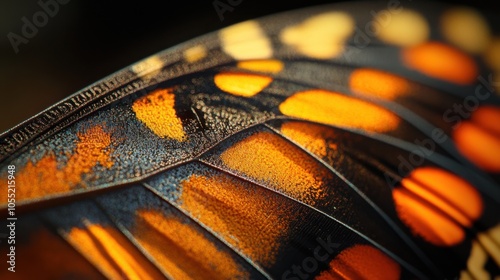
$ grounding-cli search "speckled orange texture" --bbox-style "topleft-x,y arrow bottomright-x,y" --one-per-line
281,122 -> 337,157
393,167 -> 482,246
221,131 -> 327,205
454,106 -> 500,172
349,69 -> 410,100
132,88 -> 186,141
67,223 -> 163,280
214,72 -> 273,97
402,42 -> 478,84
179,174 -> 295,266
316,244 -> 401,280
1,125 -> 114,203
279,89 -> 400,132
134,210 -> 246,280
237,59 -> 284,74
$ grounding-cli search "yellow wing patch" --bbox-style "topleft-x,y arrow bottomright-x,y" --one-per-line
214,72 -> 273,97
441,7 -> 491,54
134,210 -> 246,279
183,45 -> 207,63
279,89 -> 400,132
221,131 -> 327,206
0,125 -> 114,203
219,20 -> 272,60
131,55 -> 164,81
179,174 -> 295,266
132,88 -> 186,141
237,59 -> 284,74
374,9 -> 429,47
393,167 -> 483,246
67,223 -> 163,280
280,12 -> 354,59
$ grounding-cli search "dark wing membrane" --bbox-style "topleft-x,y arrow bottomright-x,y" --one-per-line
1,1 -> 500,279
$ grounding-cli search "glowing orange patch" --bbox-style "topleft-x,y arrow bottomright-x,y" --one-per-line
402,42 -> 478,84
0,125 -> 114,204
0,227 -> 101,279
279,89 -> 400,132
67,223 -> 163,280
470,106 -> 500,136
393,167 -> 483,246
214,72 -> 272,97
281,122 -> 337,158
349,69 -> 410,100
134,210 -> 246,279
179,174 -> 294,266
237,59 -> 284,74
454,123 -> 500,172
132,88 -> 186,141
316,244 -> 400,280
221,131 -> 328,205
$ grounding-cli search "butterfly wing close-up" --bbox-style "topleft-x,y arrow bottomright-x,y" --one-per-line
1,1 -> 500,279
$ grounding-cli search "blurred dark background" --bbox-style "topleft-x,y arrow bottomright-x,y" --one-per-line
0,0 -> 497,133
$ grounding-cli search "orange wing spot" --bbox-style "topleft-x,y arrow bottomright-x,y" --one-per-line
134,210 -> 246,279
0,227 -> 102,279
402,42 -> 478,85
0,125 -> 114,203
67,223 -> 163,280
393,167 -> 483,246
279,89 -> 400,132
316,244 -> 401,280
214,72 -> 272,97
132,88 -> 186,141
221,131 -> 327,205
281,122 -> 337,158
237,59 -> 284,74
349,68 -> 410,100
454,122 -> 500,172
280,12 -> 354,59
470,106 -> 500,137
179,174 -> 295,266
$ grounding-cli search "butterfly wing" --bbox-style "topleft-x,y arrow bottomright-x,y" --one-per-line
1,2 -> 500,279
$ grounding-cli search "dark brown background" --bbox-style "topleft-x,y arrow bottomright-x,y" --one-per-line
0,0 -> 496,133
